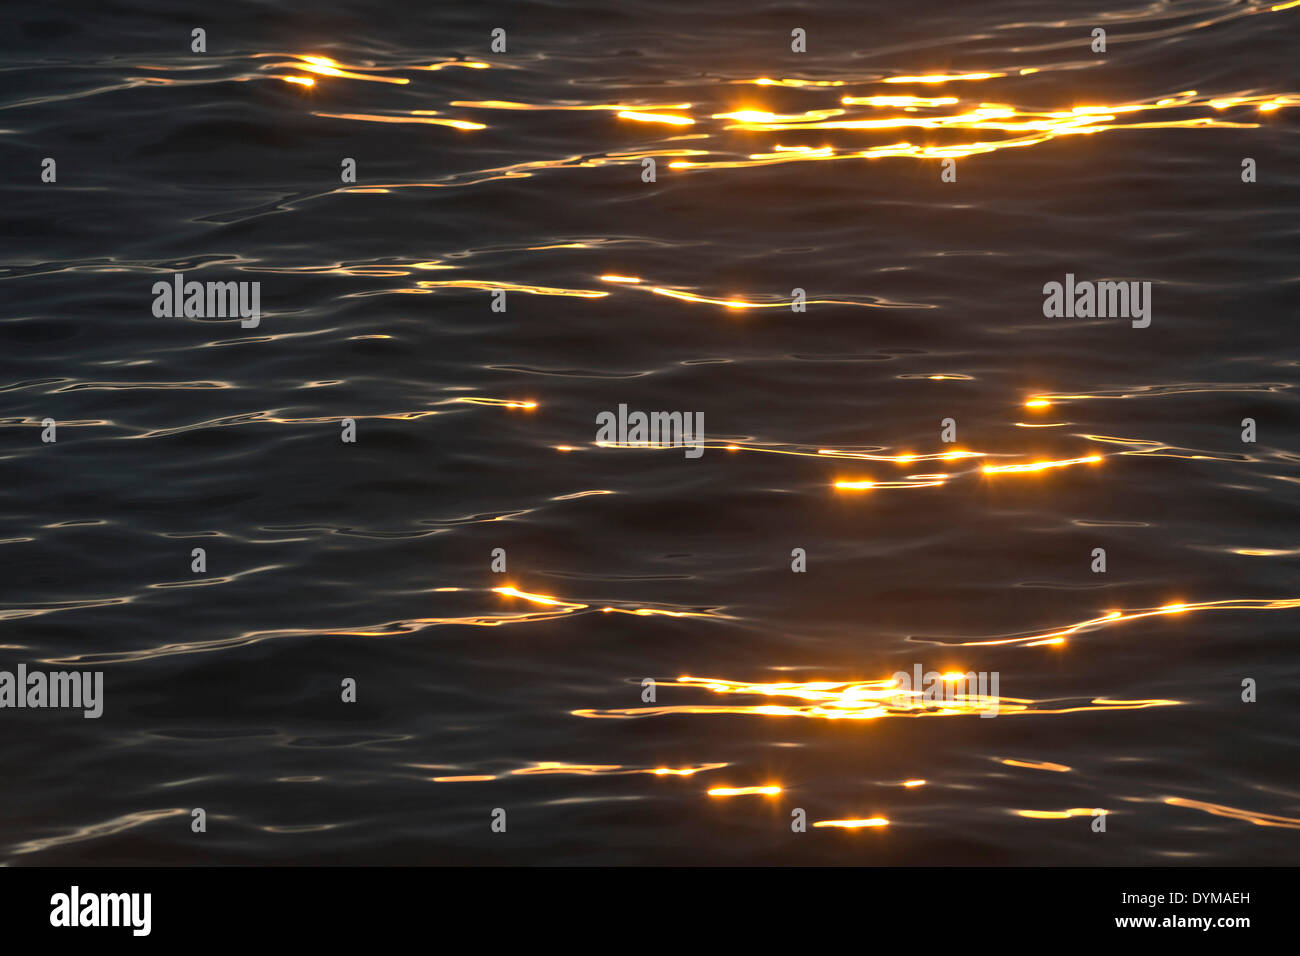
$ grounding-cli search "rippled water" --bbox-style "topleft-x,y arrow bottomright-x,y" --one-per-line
2,0 -> 1298,865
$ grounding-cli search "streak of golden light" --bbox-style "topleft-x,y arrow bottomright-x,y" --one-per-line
941,598 -> 1300,649
511,761 -> 728,777
573,675 -> 1179,721
617,110 -> 694,126
1001,758 -> 1072,772
451,100 -> 690,111
492,586 -> 587,610
983,454 -> 1102,474
743,77 -> 848,87
1165,797 -> 1300,829
885,72 -> 1006,83
452,397 -> 537,409
814,818 -> 889,828
842,95 -> 958,107
415,61 -> 492,71
313,111 -> 485,130
417,279 -> 607,298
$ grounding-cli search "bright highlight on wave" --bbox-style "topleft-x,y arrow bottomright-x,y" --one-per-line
664,88 -> 1298,171
451,397 -> 537,410
416,279 -> 607,298
617,110 -> 694,126
512,761 -> 728,778
492,586 -> 585,609
813,817 -> 889,828
426,761 -> 729,782
572,675 -> 1178,721
1015,808 -> 1105,820
931,598 -> 1300,648
1001,758 -> 1072,772
1165,797 -> 1300,830
983,454 -> 1102,474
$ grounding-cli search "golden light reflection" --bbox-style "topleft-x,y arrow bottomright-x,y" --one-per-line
452,100 -> 690,112
591,432 -> 1116,490
663,90 -> 1295,171
814,818 -> 890,828
258,53 -> 411,85
617,110 -> 695,126
550,489 -> 614,501
824,449 -> 982,463
742,77 -> 848,88
416,279 -> 607,298
600,607 -> 728,619
511,761 -> 728,777
1015,808 -> 1104,819
573,675 -> 1179,721
427,762 -> 728,782
649,287 -> 870,310
935,598 -> 1300,648
451,397 -> 537,409
314,111 -> 486,130
708,786 -> 781,797
834,480 -> 875,490
842,95 -> 958,107
1165,796 -> 1300,830
1001,758 -> 1072,772
415,60 -> 492,71
833,474 -> 945,490
266,30 -> 1299,182
293,54 -> 410,84
983,454 -> 1102,474
886,72 -> 1006,83
594,274 -> 927,310
714,108 -> 846,125
492,586 -> 586,609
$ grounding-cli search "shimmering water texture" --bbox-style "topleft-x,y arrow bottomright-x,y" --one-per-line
1,0 -> 1298,864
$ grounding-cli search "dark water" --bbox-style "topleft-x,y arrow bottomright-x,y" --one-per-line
2,0 -> 1298,865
